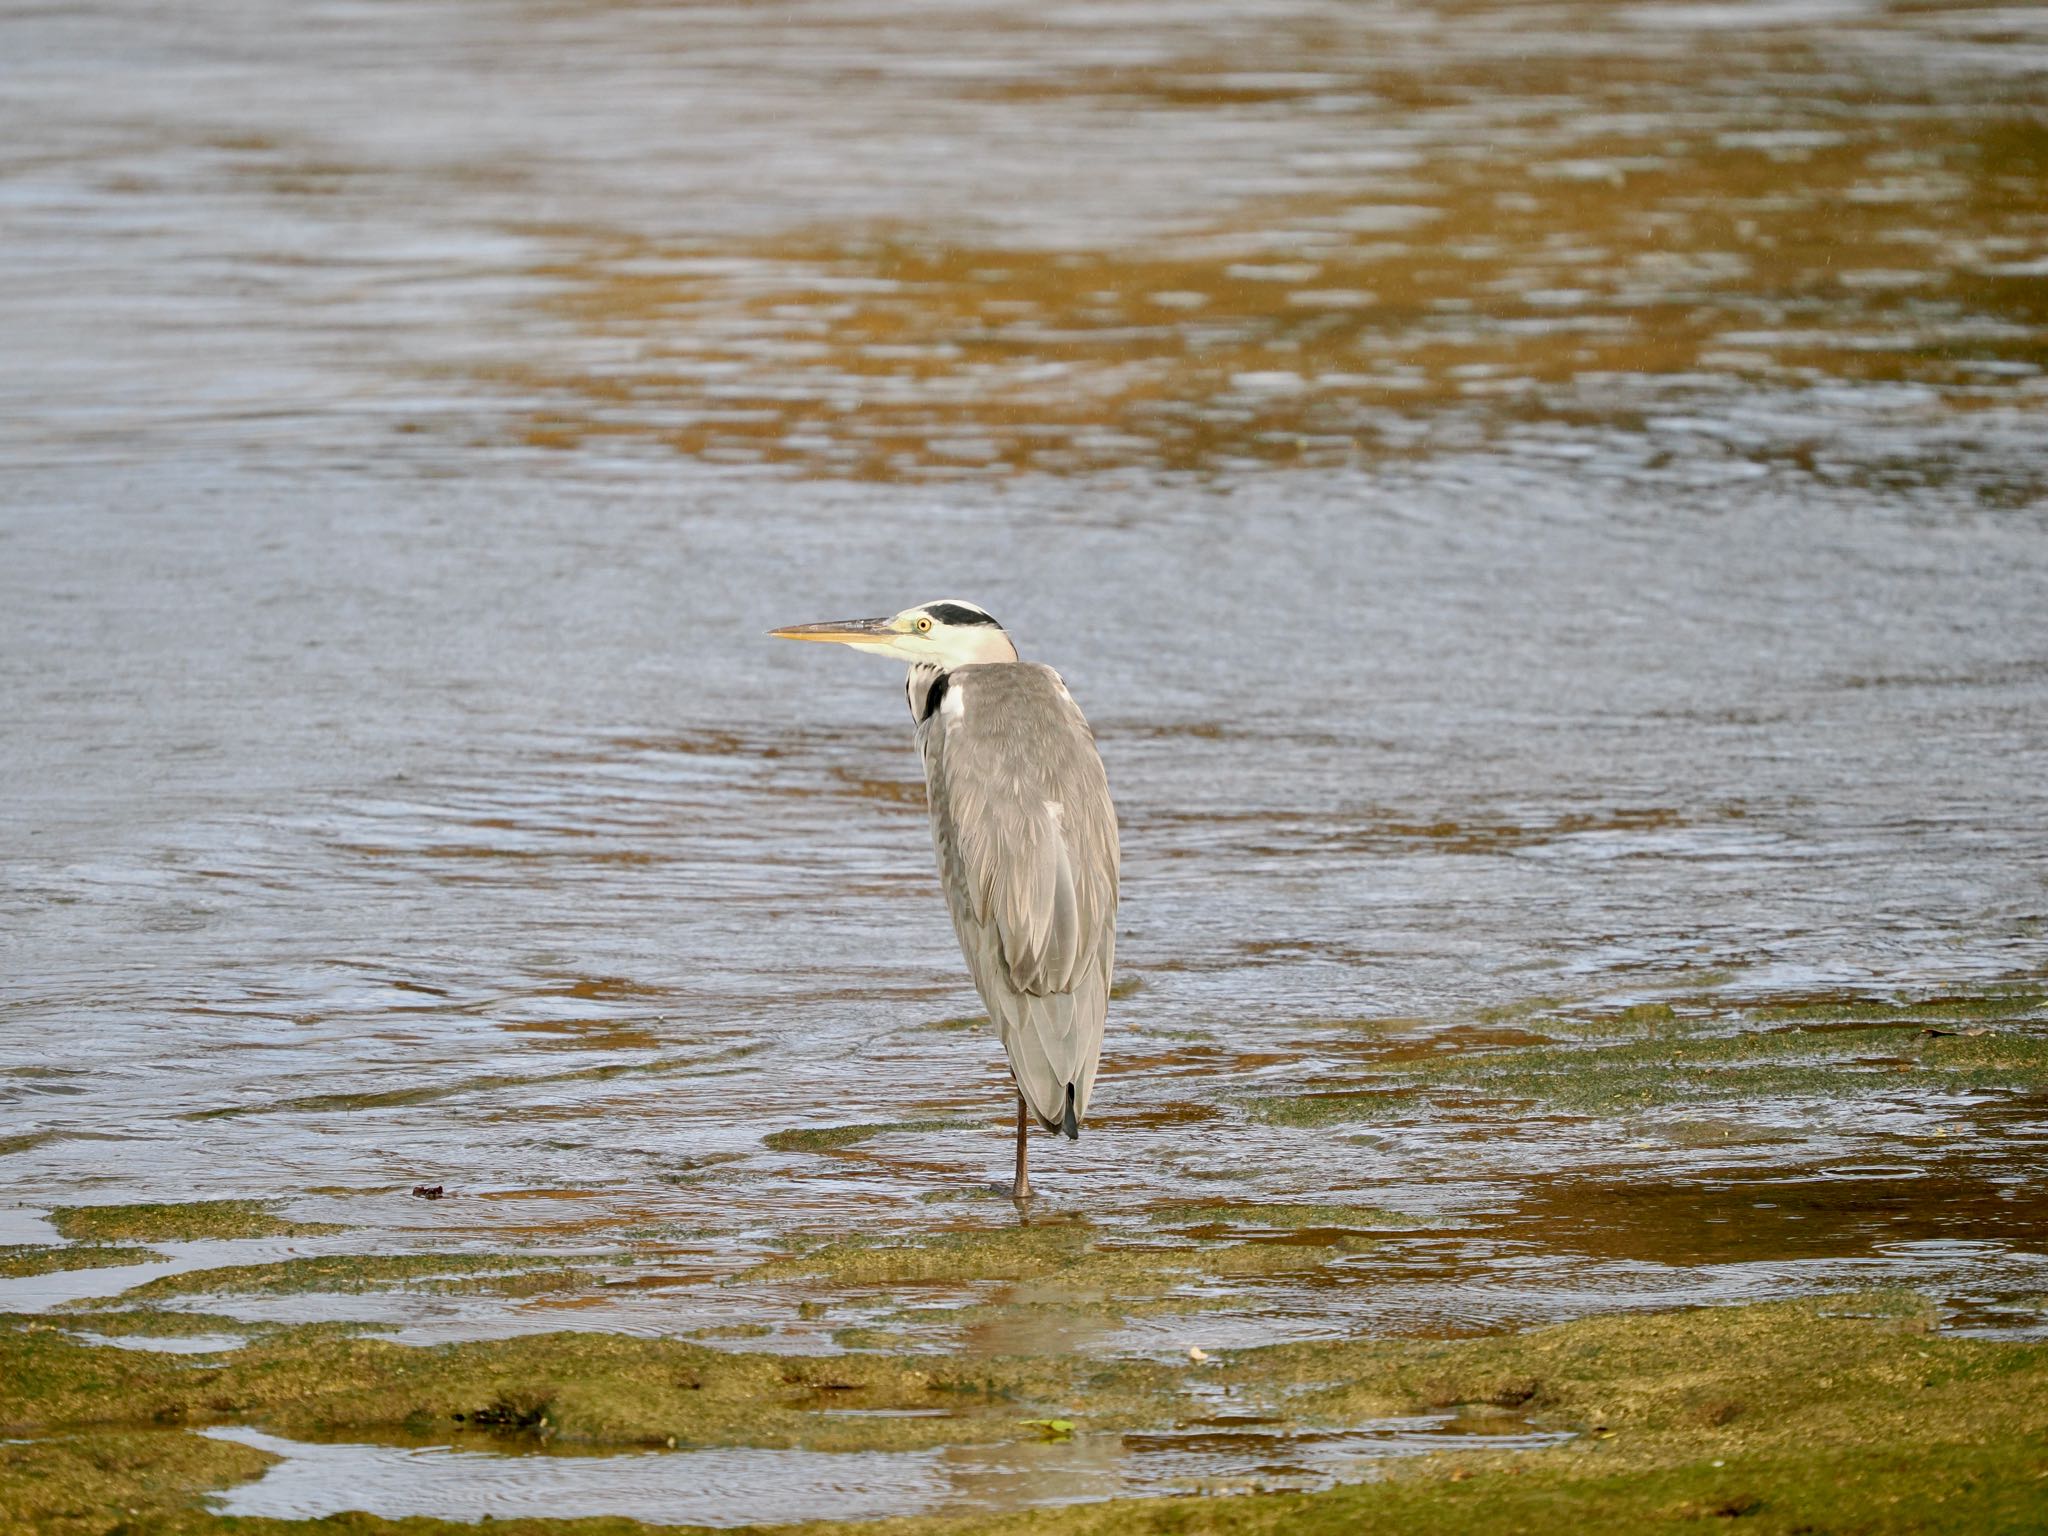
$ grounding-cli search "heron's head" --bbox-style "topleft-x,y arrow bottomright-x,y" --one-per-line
770,600 -> 1018,667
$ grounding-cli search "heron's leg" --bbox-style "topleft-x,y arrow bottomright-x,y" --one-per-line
1011,1092 -> 1033,1200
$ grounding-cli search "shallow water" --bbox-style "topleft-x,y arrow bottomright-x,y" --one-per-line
3,0 -> 2046,1524
205,1413 -> 1569,1524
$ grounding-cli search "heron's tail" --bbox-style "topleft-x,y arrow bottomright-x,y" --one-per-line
992,975 -> 1104,1134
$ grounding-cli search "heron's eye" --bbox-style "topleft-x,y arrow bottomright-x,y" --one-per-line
916,617 -> 932,633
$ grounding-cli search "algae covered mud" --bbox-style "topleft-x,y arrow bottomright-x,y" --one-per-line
3,0 -> 2047,1530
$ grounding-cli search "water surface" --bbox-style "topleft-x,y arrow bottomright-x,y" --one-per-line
2,0 -> 2045,1524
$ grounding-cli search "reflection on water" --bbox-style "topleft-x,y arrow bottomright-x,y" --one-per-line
496,109 -> 2048,484
205,1411 -> 1570,1524
2,0 -> 2046,1524
3,1 -> 2041,489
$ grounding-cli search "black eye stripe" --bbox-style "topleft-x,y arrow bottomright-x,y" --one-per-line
922,602 -> 1000,628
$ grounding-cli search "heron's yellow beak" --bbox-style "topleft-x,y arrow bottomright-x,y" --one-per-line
768,617 -> 899,644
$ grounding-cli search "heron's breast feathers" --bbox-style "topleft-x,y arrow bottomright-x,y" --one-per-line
917,662 -> 1119,1002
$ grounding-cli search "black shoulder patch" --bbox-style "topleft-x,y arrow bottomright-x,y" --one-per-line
924,602 -> 1001,628
918,669 -> 950,723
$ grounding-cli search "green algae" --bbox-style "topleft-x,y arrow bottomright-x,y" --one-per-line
748,1222 -> 1206,1291
1473,994 -> 1572,1026
104,1252 -> 594,1302
1476,990 -> 2045,1042
1749,991 -> 2047,1028
684,1322 -> 772,1341
48,1308 -> 399,1347
0,1429 -> 277,1536
900,1293 -> 2048,1536
0,1314 -> 1179,1452
1195,1237 -> 1380,1275
1146,1203 -> 1418,1232
46,1201 -> 342,1243
41,1307 -> 299,1341
1393,1023 -> 2048,1114
4,1292 -> 2045,1533
0,1245 -> 164,1279
866,1441 -> 2048,1536
11,982 -> 2047,1532
37,1308 -> 249,1339
1249,995 -> 2048,1125
1247,1088 -> 1415,1127
890,1285 -> 1230,1338
764,1119 -> 972,1153
751,1220 -> 1393,1296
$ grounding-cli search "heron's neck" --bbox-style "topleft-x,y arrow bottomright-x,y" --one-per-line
903,632 -> 1016,724
927,629 -> 1019,667
905,663 -> 948,725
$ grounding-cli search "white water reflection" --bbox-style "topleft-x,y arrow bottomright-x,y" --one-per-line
69,1330 -> 250,1355
205,1413 -> 1570,1524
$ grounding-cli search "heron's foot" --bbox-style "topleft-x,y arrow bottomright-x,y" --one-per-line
1010,1175 -> 1034,1201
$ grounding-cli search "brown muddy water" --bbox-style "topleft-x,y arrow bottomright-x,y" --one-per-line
3,0 -> 2047,1527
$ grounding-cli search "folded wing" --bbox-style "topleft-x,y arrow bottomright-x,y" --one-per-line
918,663 -> 1119,1129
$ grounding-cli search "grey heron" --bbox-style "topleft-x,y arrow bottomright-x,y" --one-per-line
770,600 -> 1120,1199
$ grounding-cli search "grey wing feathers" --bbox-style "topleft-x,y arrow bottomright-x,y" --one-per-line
918,663 -> 1119,1131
